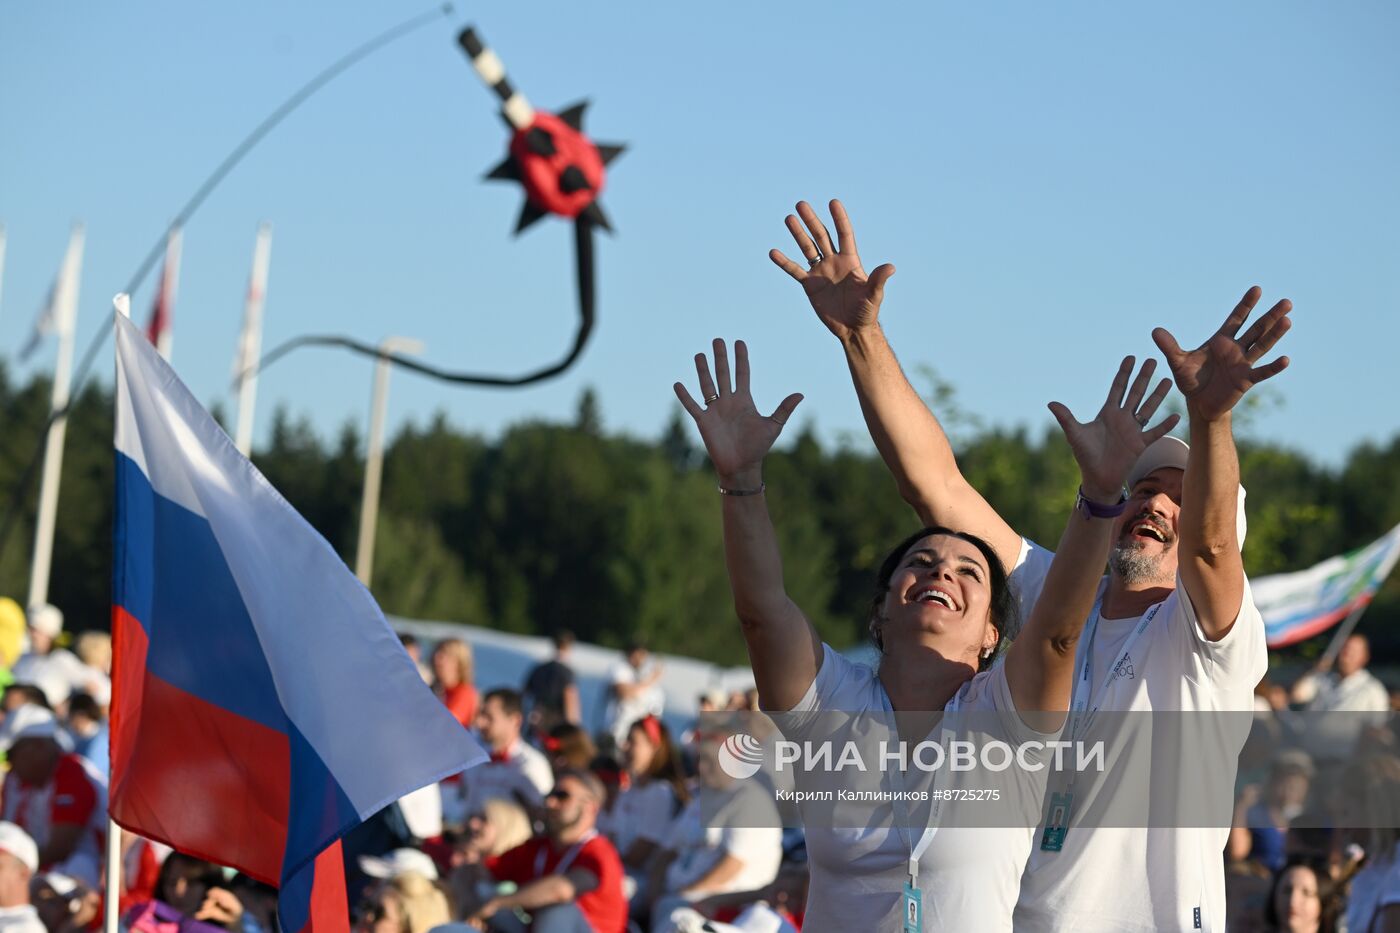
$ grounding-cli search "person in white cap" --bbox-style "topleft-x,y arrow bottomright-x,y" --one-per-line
0,706 -> 106,890
772,200 -> 1294,932
7,606 -> 101,711
0,821 -> 45,933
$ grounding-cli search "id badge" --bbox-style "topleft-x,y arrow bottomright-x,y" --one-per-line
1039,791 -> 1074,852
902,880 -> 922,933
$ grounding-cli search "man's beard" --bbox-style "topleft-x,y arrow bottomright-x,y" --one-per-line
1109,541 -> 1173,585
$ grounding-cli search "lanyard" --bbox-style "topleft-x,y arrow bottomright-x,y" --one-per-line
1067,598 -> 1162,743
534,830 -> 597,877
889,689 -> 962,885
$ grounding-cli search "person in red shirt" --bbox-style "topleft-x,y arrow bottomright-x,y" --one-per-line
466,769 -> 625,933
432,638 -> 479,727
0,705 -> 106,889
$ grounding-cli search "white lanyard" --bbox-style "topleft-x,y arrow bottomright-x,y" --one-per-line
889,689 -> 962,884
1067,598 -> 1162,742
534,829 -> 597,877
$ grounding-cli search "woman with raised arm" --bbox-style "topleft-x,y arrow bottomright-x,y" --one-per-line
673,339 -> 1178,932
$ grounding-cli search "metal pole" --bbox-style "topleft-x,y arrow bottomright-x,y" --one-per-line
27,224 -> 84,608
354,336 -> 422,586
0,224 -> 7,327
233,223 -> 273,457
1318,600 -> 1371,668
104,294 -> 132,933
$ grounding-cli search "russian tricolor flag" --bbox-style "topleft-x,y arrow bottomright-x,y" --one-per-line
110,308 -> 484,933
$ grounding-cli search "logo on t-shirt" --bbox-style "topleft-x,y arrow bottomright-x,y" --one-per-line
1113,656 -> 1135,680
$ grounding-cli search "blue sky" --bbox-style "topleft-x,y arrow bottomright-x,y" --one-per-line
2,1 -> 1396,466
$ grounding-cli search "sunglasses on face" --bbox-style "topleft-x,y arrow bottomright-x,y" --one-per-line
546,788 -> 575,803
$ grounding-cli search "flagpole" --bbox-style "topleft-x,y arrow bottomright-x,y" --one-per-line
151,226 -> 183,361
104,293 -> 131,933
233,224 -> 272,457
1318,600 -> 1372,668
354,336 -> 422,586
26,223 -> 84,609
0,224 -> 7,328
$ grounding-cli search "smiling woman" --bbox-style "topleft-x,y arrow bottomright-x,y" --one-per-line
672,335 -> 1179,932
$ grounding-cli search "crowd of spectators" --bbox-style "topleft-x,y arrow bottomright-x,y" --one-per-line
0,598 -> 1397,932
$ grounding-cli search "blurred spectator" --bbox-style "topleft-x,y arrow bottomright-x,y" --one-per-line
8,607 -> 98,712
400,634 -> 432,685
1337,752 -> 1400,932
456,690 -> 552,822
605,644 -> 663,751
433,640 -> 479,729
70,634 -> 110,679
602,716 -> 687,876
523,632 -> 581,736
0,599 -> 26,670
352,880 -> 407,933
125,853 -> 243,933
118,832 -> 165,916
1292,634 -> 1389,764
31,872 -> 99,933
1263,855 -> 1341,933
647,738 -> 782,930
225,876 -> 278,933
542,724 -> 595,773
0,822 -> 44,933
445,799 -> 532,917
1231,751 -> 1315,872
0,706 -> 105,887
464,769 -> 626,933
63,694 -> 107,778
357,851 -> 452,933
0,689 -> 47,715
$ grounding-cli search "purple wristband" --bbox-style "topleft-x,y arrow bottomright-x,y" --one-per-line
1075,486 -> 1128,519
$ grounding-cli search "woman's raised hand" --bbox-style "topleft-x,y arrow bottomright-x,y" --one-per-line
1048,356 -> 1180,501
673,339 -> 803,486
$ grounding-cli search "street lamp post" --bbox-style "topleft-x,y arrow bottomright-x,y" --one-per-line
354,336 -> 423,587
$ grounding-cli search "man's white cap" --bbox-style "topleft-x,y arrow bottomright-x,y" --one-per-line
358,848 -> 438,881
26,604 -> 63,639
1125,436 -> 1248,547
1128,437 -> 1191,489
0,703 -> 70,753
0,822 -> 39,873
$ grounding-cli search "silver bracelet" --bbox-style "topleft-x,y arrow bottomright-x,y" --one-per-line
718,483 -> 765,497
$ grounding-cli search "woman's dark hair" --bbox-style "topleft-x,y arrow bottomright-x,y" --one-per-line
627,715 -> 690,806
155,853 -> 227,917
1262,855 -> 1340,932
545,722 -> 597,770
869,526 -> 1012,673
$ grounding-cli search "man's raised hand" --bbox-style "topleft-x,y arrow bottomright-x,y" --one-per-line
769,199 -> 896,342
1048,356 -> 1181,501
1152,286 -> 1293,422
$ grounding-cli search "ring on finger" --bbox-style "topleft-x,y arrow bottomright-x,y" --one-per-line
1136,413 -> 1149,426
808,253 -> 824,268
704,394 -> 720,405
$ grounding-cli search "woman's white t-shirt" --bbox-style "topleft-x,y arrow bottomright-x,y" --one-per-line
602,779 -> 678,856
787,643 -> 1055,933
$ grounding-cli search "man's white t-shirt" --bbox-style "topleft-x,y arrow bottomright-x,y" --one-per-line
1008,538 -> 1267,933
608,662 -> 665,747
663,781 -> 782,896
1295,667 -> 1390,761
787,643 -> 1056,933
458,739 -> 553,817
602,779 -> 679,856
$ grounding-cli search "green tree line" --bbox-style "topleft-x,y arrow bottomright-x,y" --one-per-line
2,362 -> 1398,667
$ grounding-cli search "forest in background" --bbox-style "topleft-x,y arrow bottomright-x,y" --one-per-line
2,360 -> 1397,668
